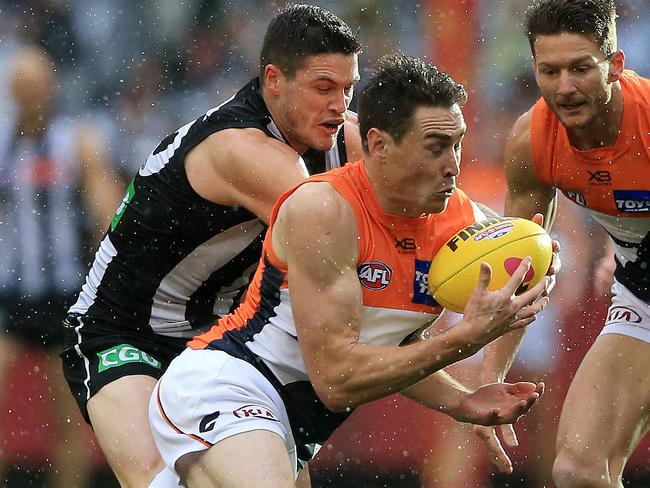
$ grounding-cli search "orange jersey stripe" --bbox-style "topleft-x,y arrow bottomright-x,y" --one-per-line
155,382 -> 213,448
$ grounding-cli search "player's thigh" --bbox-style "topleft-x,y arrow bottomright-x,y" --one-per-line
88,374 -> 162,463
177,430 -> 295,488
150,349 -> 298,485
557,333 -> 650,467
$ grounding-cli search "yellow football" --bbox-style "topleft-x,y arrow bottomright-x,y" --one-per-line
428,217 -> 553,313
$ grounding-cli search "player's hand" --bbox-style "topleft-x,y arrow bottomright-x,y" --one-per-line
453,381 -> 544,425
460,259 -> 549,347
531,213 -> 561,296
453,381 -> 544,473
472,423 -> 518,474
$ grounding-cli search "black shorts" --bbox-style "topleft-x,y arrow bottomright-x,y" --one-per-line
60,314 -> 189,423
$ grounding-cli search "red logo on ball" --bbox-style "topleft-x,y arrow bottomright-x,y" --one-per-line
503,257 -> 535,282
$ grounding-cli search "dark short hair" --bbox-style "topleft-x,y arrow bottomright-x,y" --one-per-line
259,4 -> 361,81
524,0 -> 617,57
358,53 -> 467,149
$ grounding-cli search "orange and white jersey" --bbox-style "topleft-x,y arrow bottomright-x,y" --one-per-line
530,71 -> 650,301
188,160 -> 483,449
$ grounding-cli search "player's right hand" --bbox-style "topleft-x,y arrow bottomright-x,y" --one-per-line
459,258 -> 549,347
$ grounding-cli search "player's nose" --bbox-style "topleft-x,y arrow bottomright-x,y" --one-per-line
556,70 -> 578,95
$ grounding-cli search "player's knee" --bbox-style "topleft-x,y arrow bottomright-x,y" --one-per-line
552,452 -> 613,488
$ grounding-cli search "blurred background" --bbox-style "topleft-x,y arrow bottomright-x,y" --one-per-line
0,0 -> 648,487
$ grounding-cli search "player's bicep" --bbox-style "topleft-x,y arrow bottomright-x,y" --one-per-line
273,185 -> 362,373
187,129 -> 309,223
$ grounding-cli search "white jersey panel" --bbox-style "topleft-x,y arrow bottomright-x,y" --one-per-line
247,288 -> 438,386
70,235 -> 119,314
150,219 -> 264,335
588,208 -> 650,266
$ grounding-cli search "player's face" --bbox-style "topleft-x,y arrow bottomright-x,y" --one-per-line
389,104 -> 465,215
533,32 -> 614,130
275,53 -> 360,154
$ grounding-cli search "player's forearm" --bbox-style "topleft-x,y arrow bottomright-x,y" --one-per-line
504,192 -> 557,231
313,325 -> 483,412
401,369 -> 472,415
480,329 -> 526,382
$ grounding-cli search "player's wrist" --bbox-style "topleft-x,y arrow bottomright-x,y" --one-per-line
441,321 -> 485,360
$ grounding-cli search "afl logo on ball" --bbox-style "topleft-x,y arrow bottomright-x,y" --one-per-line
474,222 -> 514,242
358,261 -> 393,290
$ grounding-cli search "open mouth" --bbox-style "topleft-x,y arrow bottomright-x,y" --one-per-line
320,121 -> 342,135
437,188 -> 455,197
558,101 -> 586,112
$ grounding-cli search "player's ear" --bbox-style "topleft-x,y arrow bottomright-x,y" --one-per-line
366,128 -> 389,161
264,64 -> 283,96
608,50 -> 625,83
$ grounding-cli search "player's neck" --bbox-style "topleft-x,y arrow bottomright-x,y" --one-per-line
566,83 -> 624,151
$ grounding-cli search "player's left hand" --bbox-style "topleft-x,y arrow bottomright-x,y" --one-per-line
455,381 -> 544,426
453,381 -> 543,473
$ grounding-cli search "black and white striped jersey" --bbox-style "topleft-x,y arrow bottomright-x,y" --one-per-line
0,116 -> 87,306
70,78 -> 348,337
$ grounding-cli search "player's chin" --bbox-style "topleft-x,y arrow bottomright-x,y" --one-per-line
555,108 -> 594,130
309,126 -> 340,151
427,197 -> 450,214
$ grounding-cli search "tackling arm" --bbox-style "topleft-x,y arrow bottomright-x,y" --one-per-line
185,128 -> 310,224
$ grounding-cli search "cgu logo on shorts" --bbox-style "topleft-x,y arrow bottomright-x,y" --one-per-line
97,343 -> 162,373
358,261 -> 392,290
233,404 -> 279,422
605,306 -> 642,324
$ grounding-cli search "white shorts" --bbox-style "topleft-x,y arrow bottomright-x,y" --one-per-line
148,348 -> 298,478
600,280 -> 650,343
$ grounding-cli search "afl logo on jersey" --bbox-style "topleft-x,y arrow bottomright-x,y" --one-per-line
358,261 -> 393,290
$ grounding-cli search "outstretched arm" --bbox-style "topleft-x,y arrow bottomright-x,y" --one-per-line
76,123 -> 124,243
482,111 -> 558,383
402,369 -> 544,426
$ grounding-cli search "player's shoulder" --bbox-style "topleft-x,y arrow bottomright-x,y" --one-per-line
284,180 -> 349,217
505,108 -> 534,159
203,127 -> 299,167
510,109 -> 533,141
622,70 -> 650,108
